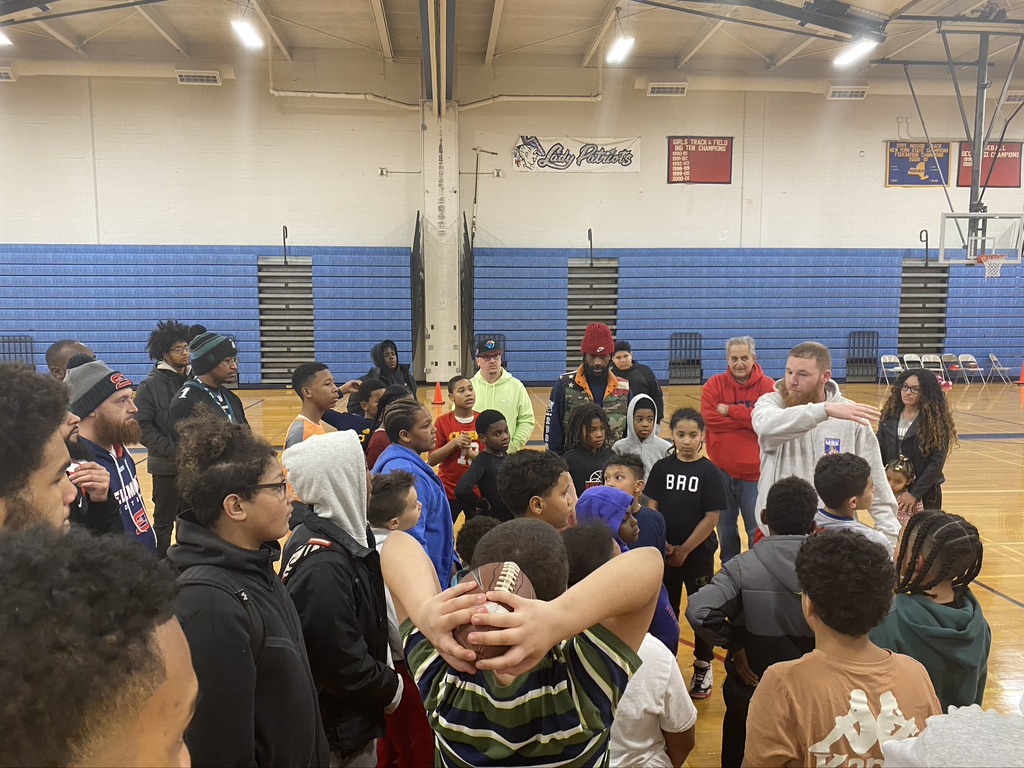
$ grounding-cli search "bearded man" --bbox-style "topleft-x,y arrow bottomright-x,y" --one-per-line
751,342 -> 899,547
65,360 -> 157,553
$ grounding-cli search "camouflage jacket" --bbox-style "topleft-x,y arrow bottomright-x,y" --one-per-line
544,366 -> 630,453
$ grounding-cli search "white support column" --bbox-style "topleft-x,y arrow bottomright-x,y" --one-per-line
420,106 -> 462,383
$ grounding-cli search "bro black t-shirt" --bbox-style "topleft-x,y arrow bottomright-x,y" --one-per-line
645,455 -> 728,554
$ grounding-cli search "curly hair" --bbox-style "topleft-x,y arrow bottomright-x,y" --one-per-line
497,449 -> 568,517
472,519 -> 569,601
764,476 -> 818,535
564,403 -> 610,452
145,319 -> 190,361
0,363 -> 69,501
814,453 -> 871,510
796,529 -> 895,637
880,368 -> 959,457
562,522 -> 617,586
894,510 -> 983,598
456,514 -> 500,567
175,409 -> 277,527
0,525 -> 177,765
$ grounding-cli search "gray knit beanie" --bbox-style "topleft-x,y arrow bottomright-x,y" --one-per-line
189,332 -> 237,376
65,360 -> 133,418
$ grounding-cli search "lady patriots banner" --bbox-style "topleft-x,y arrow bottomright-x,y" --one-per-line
512,136 -> 640,172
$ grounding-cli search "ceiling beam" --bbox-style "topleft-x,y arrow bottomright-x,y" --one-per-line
675,12 -> 732,69
137,5 -> 188,57
34,18 -> 87,56
872,0 -> 988,65
767,36 -> 813,70
251,0 -> 292,61
369,0 -> 393,60
484,0 -> 504,66
582,0 -> 621,68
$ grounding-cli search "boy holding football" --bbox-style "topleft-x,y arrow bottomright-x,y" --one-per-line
381,518 -> 662,767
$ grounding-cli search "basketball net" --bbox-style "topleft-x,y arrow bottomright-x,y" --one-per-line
977,254 -> 1007,279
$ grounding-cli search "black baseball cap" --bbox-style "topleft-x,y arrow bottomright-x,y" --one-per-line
475,338 -> 504,356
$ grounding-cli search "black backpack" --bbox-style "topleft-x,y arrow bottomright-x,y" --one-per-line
177,565 -> 266,662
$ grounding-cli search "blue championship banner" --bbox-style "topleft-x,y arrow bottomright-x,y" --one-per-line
886,141 -> 951,187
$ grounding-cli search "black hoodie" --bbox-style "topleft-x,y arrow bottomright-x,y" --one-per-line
168,511 -> 330,768
365,340 -> 417,398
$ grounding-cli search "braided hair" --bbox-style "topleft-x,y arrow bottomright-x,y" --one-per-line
382,399 -> 429,444
371,385 -> 415,431
564,403 -> 610,452
894,510 -> 983,597
667,407 -> 704,456
879,368 -> 959,457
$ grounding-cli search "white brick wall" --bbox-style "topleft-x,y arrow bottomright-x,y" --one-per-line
1,61 -> 1020,249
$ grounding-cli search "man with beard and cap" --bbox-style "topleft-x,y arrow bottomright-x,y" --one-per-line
66,360 -> 157,553
545,322 -> 630,454
168,331 -> 249,435
365,339 -> 417,398
61,408 -> 121,536
135,320 -> 192,558
45,339 -> 95,381
751,341 -> 899,548
0,363 -> 79,531
281,430 -> 402,766
701,337 -> 777,563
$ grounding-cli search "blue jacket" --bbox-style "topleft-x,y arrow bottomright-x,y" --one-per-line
79,437 -> 157,554
373,444 -> 455,588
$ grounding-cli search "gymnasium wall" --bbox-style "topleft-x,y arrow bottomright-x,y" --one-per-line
0,60 -> 1021,383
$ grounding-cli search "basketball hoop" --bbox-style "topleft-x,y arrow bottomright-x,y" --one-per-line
977,254 -> 1007,279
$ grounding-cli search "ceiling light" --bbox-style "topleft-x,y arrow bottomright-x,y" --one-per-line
231,19 -> 263,48
0,29 -> 12,46
607,36 -> 635,64
834,39 -> 878,67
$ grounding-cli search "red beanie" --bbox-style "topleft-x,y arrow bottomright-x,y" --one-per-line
581,323 -> 615,355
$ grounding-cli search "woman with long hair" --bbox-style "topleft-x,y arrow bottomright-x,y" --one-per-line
877,368 -> 958,517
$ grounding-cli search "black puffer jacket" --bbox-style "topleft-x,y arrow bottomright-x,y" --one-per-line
281,510 -> 399,757
134,364 -> 188,475
877,415 -> 948,506
169,512 -> 330,768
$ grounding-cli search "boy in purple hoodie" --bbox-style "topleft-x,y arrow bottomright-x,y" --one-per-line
576,485 -> 680,653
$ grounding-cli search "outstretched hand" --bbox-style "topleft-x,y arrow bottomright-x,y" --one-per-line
338,379 -> 362,396
418,580 -> 487,674
468,591 -> 562,677
824,402 -> 881,427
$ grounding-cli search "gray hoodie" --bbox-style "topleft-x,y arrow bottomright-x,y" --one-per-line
752,380 -> 900,546
282,430 -> 368,545
612,393 -> 672,478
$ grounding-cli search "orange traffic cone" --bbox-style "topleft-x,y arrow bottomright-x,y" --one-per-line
1018,364 -> 1024,386
433,381 -> 445,404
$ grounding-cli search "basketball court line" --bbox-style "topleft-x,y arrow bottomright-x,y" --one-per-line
975,580 -> 1024,611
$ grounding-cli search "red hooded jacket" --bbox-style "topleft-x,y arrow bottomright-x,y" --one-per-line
701,363 -> 776,482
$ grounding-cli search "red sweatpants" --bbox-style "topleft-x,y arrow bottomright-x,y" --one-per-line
377,662 -> 435,767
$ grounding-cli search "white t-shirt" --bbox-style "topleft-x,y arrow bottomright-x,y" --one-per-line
610,633 -> 698,768
814,509 -> 895,558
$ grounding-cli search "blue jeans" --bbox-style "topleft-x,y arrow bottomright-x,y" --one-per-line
717,470 -> 759,563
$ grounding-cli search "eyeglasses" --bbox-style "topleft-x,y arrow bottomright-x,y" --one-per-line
901,385 -> 921,394
255,481 -> 288,499
169,345 -> 190,355
218,357 -> 239,368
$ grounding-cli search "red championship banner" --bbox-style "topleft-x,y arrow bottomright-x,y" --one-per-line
956,142 -> 1022,188
668,136 -> 733,184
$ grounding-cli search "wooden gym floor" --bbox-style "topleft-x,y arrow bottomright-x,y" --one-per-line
134,380 -> 1024,766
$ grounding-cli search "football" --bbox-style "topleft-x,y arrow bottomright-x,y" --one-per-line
452,561 -> 535,660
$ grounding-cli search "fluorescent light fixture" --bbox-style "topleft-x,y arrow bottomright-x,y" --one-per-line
231,19 -> 263,48
606,35 -> 635,64
834,39 -> 878,67
0,29 -> 12,46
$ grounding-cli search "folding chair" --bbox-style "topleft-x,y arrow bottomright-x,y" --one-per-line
958,354 -> 986,387
921,354 -> 944,379
903,353 -> 923,370
879,355 -> 903,385
941,354 -> 962,383
987,354 -> 1013,384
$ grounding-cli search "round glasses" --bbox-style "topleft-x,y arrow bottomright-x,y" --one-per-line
169,345 -> 190,355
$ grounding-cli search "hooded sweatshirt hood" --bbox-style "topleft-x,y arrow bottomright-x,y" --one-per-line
282,431 -> 368,544
576,485 -> 634,549
612,394 -> 671,477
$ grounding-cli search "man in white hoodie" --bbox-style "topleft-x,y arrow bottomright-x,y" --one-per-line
752,342 -> 899,547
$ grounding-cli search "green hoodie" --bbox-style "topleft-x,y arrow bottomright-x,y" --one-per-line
470,368 -> 536,453
870,588 -> 991,711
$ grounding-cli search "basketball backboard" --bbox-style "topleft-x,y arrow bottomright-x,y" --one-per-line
938,213 -> 1024,265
